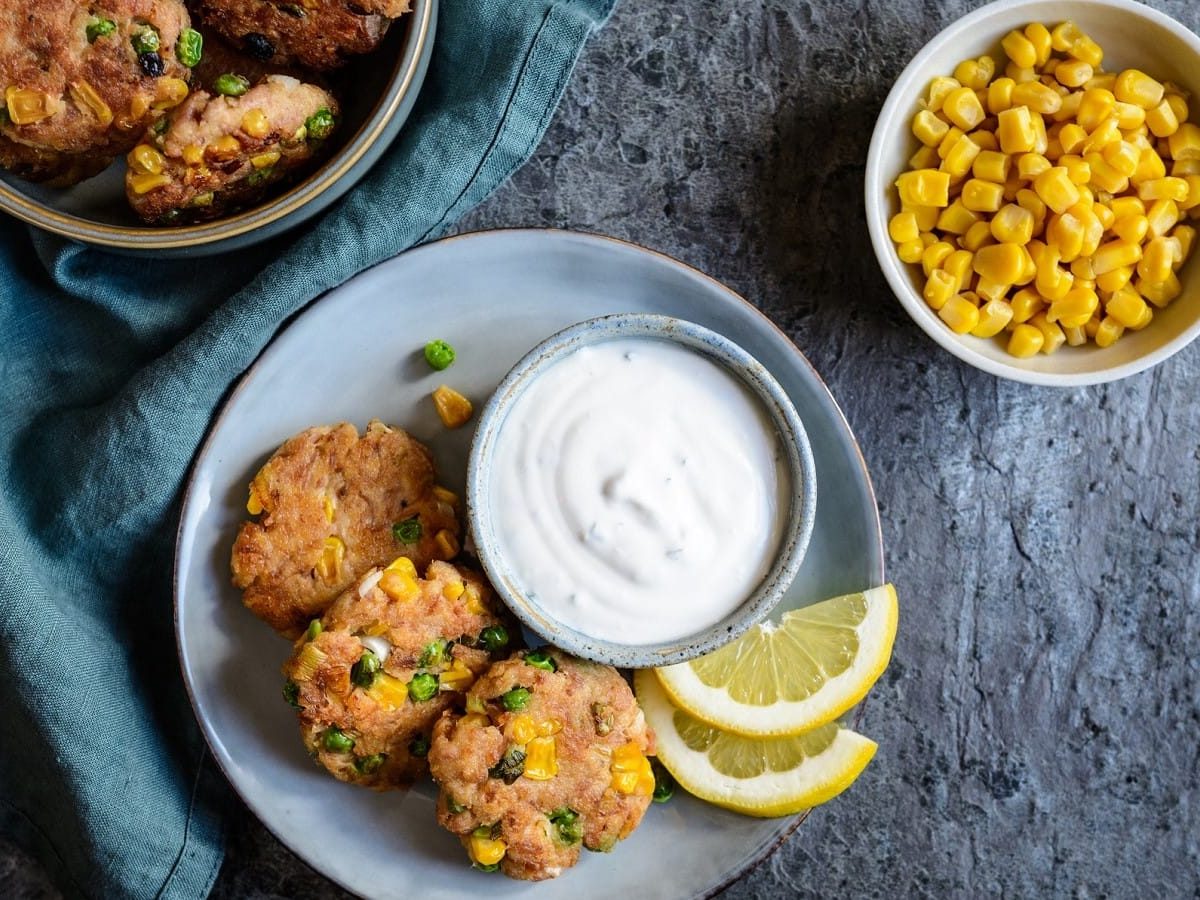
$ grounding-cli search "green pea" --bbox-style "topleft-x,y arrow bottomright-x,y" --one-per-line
354,753 -> 386,775
131,27 -> 160,55
479,625 -> 509,654
423,339 -> 456,371
473,823 -> 500,839
408,735 -> 430,757
392,516 -> 422,544
282,680 -> 301,710
548,807 -> 581,845
322,727 -> 354,753
86,17 -> 116,43
305,107 -> 336,140
305,619 -> 323,641
176,28 -> 203,67
350,650 -> 381,688
500,687 -> 530,712
487,747 -> 525,784
214,74 -> 250,97
408,672 -> 439,702
651,760 -> 675,803
524,650 -> 557,672
418,639 -> 447,668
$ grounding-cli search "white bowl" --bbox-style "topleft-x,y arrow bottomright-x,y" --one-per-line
865,0 -> 1200,386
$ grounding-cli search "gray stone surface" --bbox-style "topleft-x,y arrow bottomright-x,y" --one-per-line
7,0 -> 1200,896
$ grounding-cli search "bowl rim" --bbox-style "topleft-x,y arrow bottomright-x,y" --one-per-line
0,0 -> 434,252
865,0 -> 1200,387
465,312 -> 819,669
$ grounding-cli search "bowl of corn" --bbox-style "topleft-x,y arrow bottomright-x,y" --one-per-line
866,0 -> 1200,385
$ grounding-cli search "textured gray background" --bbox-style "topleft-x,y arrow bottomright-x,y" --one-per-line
6,0 -> 1200,896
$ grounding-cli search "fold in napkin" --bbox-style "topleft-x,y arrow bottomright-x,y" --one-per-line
0,1 -> 615,895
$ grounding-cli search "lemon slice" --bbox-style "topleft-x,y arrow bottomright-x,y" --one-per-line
656,584 -> 898,736
635,670 -> 875,817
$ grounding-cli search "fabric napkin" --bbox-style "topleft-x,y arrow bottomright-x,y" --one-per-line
0,1 -> 615,896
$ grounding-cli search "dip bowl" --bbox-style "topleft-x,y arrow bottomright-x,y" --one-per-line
466,313 -> 818,669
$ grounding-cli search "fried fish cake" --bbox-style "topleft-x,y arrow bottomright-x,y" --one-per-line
231,420 -> 460,638
191,0 -> 411,72
0,0 -> 196,184
124,73 -> 337,222
283,559 -> 515,789
429,650 -> 657,880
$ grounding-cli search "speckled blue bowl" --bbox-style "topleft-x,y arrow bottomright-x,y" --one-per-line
466,313 -> 818,669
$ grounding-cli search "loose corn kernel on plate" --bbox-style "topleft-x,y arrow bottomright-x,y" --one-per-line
867,0 -> 1200,384
173,230 -> 885,899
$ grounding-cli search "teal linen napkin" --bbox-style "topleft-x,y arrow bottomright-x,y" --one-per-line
0,1 -> 615,896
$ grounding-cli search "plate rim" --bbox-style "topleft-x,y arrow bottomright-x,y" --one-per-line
172,227 -> 886,898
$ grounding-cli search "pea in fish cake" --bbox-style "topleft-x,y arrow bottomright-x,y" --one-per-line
0,0 -> 199,184
231,420 -> 460,638
428,650 -> 657,880
191,0 -> 411,72
124,73 -> 337,223
283,559 -> 516,789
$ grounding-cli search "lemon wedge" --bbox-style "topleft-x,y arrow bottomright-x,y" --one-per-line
634,670 -> 876,817
655,584 -> 898,736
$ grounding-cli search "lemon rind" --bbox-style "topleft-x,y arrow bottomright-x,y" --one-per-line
655,584 -> 899,737
634,670 -> 877,817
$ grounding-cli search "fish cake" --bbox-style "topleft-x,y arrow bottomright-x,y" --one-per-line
283,559 -> 515,789
0,0 -> 196,184
124,73 -> 337,223
429,650 -> 657,880
191,0 -> 411,72
231,420 -> 460,638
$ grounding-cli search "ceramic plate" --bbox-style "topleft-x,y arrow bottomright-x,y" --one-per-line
174,229 -> 885,899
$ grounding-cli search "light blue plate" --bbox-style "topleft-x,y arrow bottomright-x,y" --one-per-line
174,229 -> 884,899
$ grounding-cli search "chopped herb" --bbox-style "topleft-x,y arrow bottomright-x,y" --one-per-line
305,619 -> 323,641
408,735 -> 430,757
418,639 -> 448,668
488,747 -> 525,784
447,797 -> 467,814
282,679 -> 301,710
548,807 -> 582,845
304,107 -> 336,140
131,27 -> 160,55
651,760 -> 675,803
354,753 -> 386,775
473,862 -> 500,873
392,516 -> 422,544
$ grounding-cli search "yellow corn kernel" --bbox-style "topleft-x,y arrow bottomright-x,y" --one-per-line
128,172 -> 171,194
1114,69 -> 1165,110
610,742 -> 655,796
910,110 -> 948,148
379,569 -> 419,602
970,150 -> 1009,184
1093,315 -> 1125,347
1059,155 -> 1090,186
1031,112 -> 1049,155
1054,59 -> 1093,89
1046,286 -> 1099,328
1001,30 -> 1038,69
207,135 -> 241,160
152,77 -> 189,111
959,220 -> 993,253
1106,286 -> 1151,328
246,484 -> 265,515
905,204 -> 941,232
923,270 -> 957,311
1011,81 -> 1061,116
960,179 -> 1005,213
1069,257 -> 1095,282
1093,201 -> 1115,230
1178,175 -> 1200,212
1138,176 -> 1189,203
1144,100 -> 1179,139
1052,90 -> 1083,124
973,277 -> 1007,303
1009,288 -> 1044,324
1060,324 -> 1086,346
1136,271 -> 1182,307
1046,212 -> 1086,262
1053,123 -> 1084,155
1171,158 -> 1200,177
1096,265 -> 1133,294
1132,147 -> 1168,187
1101,141 -> 1140,179
67,80 -> 113,126
468,834 -> 507,867
1089,239 -> 1142,276
313,536 -> 345,580
986,77 -> 1014,114
925,76 -> 961,112
1032,167 -> 1080,214
940,133 -> 982,178
937,126 -> 965,159
1024,22 -> 1052,66
954,56 -> 996,91
181,143 -> 204,166
440,658 -> 475,692
1016,189 -> 1047,229
386,556 -> 418,578
972,242 -> 1026,285
970,298 -> 1013,337
936,200 -> 979,235
1080,153 -> 1126,194
433,485 -> 459,508
1146,199 -> 1180,238
997,105 -> 1037,154
128,144 -> 166,176
897,239 -> 925,264
251,150 -> 281,170
292,642 -> 327,681
464,583 -> 486,615
432,385 -> 473,429
241,108 -> 271,139
969,130 -> 998,152
889,211 -> 920,243
361,619 -> 389,636
367,672 -> 409,708
522,735 -> 558,781
5,86 -> 58,125
443,580 -> 465,602
536,718 -> 563,738
1137,236 -> 1174,284
129,93 -> 150,120
1172,224 -> 1196,264
922,242 -> 955,276
1005,62 -> 1036,84
943,250 -> 974,291
988,204 -> 1033,244
1068,34 -> 1103,68
942,87 -> 986,131
909,144 -> 939,170
1109,196 -> 1145,220
1082,118 -> 1122,155
1007,322 -> 1045,357
1076,88 -> 1115,131
507,714 -> 538,745
1016,153 -> 1051,181
434,528 -> 459,559
1028,313 -> 1066,354
1113,101 -> 1146,131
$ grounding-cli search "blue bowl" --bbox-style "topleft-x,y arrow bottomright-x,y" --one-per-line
466,313 -> 818,669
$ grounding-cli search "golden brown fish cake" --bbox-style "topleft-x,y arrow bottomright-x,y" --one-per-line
0,0 -> 195,184
191,0 -> 411,72
231,420 -> 460,638
429,650 -> 657,880
283,559 -> 515,789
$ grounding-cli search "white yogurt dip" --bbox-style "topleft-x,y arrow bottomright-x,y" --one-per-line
490,338 -> 790,646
